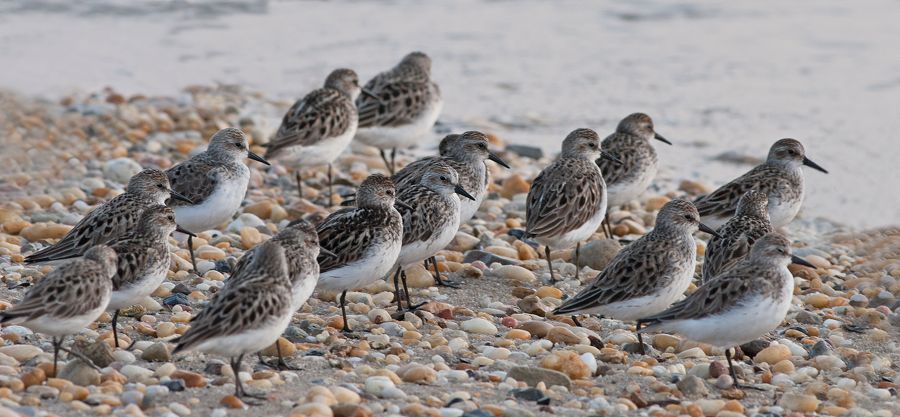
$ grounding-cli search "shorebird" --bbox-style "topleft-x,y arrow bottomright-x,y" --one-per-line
230,219 -> 331,367
392,162 -> 474,310
639,233 -> 815,388
701,190 -> 773,284
355,51 -> 443,174
552,200 -> 720,354
25,169 -> 191,264
695,138 -> 827,229
1,245 -> 117,376
166,128 -> 270,272
173,241 -> 292,402
107,205 -> 194,348
524,128 -> 621,282
316,174 -> 404,332
598,113 -> 671,237
266,68 -> 373,203
393,131 -> 509,286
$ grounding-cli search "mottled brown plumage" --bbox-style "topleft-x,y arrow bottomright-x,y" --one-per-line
701,190 -> 773,283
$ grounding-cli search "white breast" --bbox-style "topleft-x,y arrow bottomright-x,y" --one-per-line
174,172 -> 249,233
19,292 -> 111,337
607,163 -> 657,208
355,98 -> 443,150
397,199 -> 460,267
191,312 -> 293,357
290,273 -> 319,312
767,194 -> 802,228
108,261 -> 169,311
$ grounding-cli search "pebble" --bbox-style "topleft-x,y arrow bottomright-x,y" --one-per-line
778,393 -> 820,412
754,344 -> 791,364
506,366 -> 572,389
494,265 -> 535,283
461,318 -> 497,335
0,345 -> 42,361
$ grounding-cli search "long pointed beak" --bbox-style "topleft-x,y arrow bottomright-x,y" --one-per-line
698,222 -> 722,238
791,255 -> 816,268
319,247 -> 337,258
247,150 -> 271,165
802,157 -> 828,174
175,225 -> 197,237
654,132 -> 673,145
454,185 -> 476,201
361,88 -> 380,100
168,189 -> 194,205
487,152 -> 511,169
395,199 -> 414,211
600,151 -> 623,165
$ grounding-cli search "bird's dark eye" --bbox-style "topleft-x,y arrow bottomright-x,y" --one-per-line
234,142 -> 244,149
588,143 -> 597,148
479,143 -> 487,149
684,215 -> 694,221
157,184 -> 165,189
440,176 -> 448,182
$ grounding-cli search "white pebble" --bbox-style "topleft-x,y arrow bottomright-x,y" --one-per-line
461,318 -> 497,335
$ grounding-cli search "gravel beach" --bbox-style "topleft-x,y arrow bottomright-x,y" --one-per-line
0,87 -> 897,417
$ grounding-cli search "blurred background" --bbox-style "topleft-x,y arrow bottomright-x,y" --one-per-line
1,0 -> 898,228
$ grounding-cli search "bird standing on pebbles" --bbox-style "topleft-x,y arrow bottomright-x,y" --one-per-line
355,51 -> 443,174
639,233 -> 815,388
316,174 -> 404,332
229,219 -> 329,368
393,131 -> 510,286
173,241 -> 292,403
393,162 -> 475,310
695,138 -> 828,229
552,200 -> 720,354
701,190 -> 773,284
266,69 -> 372,203
1,245 -> 118,376
524,128 -> 621,282
598,113 -> 671,237
107,205 -> 194,348
25,169 -> 191,264
166,128 -> 270,272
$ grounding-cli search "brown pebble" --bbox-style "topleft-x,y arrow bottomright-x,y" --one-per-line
220,395 -> 246,409
171,370 -> 207,388
21,367 -> 46,388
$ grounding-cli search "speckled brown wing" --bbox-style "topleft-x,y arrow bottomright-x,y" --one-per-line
694,164 -> 789,218
357,81 -> 438,128
642,265 -> 766,324
525,159 -> 604,239
175,279 -> 291,352
165,158 -> 220,207
25,194 -> 146,263
392,157 -> 441,191
553,236 -> 682,314
0,259 -> 112,322
266,89 -> 356,158
598,133 -> 654,185
110,238 -> 169,290
316,207 -> 400,272
702,217 -> 773,282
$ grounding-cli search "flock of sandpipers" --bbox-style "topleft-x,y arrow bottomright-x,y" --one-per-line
1,51 -> 830,401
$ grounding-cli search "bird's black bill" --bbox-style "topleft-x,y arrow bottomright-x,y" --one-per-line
698,222 -> 722,238
600,151 -> 624,165
488,152 -> 511,169
319,247 -> 337,258
802,157 -> 828,174
395,200 -> 414,211
654,133 -> 673,145
247,151 -> 271,165
791,255 -> 816,268
455,185 -> 476,201
168,189 -> 194,204
361,88 -> 380,100
175,225 -> 197,237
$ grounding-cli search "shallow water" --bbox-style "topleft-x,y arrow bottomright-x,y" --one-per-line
1,0 -> 898,228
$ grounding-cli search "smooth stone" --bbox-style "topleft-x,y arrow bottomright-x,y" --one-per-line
507,366 -> 572,389
463,250 -> 521,266
577,239 -> 621,271
461,318 -> 498,335
103,158 -> 142,184
58,360 -> 101,387
0,345 -> 42,362
676,375 -> 708,397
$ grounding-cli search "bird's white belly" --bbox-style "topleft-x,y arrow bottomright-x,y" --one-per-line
192,313 -> 292,357
277,121 -> 357,167
108,265 -> 168,310
584,256 -> 695,321
174,176 -> 248,233
768,195 -> 801,228
397,213 -> 459,267
458,188 -> 486,224
317,240 -> 403,292
355,99 -> 443,149
290,272 -> 319,312
19,293 -> 110,337
607,164 -> 657,208
654,291 -> 791,347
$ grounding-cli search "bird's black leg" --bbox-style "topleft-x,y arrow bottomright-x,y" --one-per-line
52,336 -> 61,377
112,309 -> 121,348
572,316 -> 583,327
327,163 -> 334,206
296,171 -> 303,200
392,265 -> 404,311
636,320 -> 647,355
429,256 -> 460,288
187,234 -> 198,273
340,290 -> 352,333
545,246 -> 556,282
574,242 -> 581,282
389,148 -> 397,175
